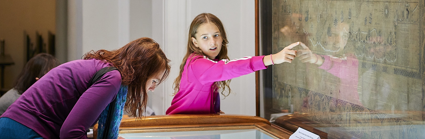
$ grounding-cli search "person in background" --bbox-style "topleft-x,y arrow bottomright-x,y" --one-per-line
0,53 -> 58,116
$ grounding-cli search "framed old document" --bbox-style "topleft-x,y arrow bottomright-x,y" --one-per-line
257,0 -> 425,138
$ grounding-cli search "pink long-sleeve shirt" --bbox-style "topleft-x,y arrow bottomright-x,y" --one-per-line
166,54 -> 267,114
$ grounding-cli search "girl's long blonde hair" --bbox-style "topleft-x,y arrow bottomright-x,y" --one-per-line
173,13 -> 231,97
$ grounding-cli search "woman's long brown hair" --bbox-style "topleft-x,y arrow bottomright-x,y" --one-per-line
84,37 -> 170,117
173,13 -> 232,97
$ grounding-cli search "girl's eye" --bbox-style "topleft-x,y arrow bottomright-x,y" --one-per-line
202,36 -> 208,40
214,34 -> 219,37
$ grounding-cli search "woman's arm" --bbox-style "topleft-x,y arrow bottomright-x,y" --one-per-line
60,71 -> 121,139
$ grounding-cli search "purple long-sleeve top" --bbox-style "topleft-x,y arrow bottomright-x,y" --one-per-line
166,53 -> 266,114
1,59 -> 122,139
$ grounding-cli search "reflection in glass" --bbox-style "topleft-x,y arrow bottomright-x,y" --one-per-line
261,0 -> 425,138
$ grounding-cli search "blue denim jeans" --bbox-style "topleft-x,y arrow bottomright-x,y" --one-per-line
0,117 -> 42,139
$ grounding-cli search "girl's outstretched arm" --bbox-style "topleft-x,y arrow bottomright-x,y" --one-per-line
263,42 -> 300,66
191,55 -> 266,84
189,42 -> 300,84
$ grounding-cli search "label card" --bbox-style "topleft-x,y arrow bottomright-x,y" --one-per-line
289,127 -> 320,139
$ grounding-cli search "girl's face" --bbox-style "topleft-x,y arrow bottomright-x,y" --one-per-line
192,22 -> 223,59
146,69 -> 165,93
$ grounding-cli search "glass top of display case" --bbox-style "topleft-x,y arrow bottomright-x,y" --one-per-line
94,115 -> 292,139
119,129 -> 274,139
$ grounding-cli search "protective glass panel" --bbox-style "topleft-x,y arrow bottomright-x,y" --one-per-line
261,0 -> 425,138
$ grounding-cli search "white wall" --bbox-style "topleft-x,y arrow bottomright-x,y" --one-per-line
68,0 -> 83,61
149,0 -> 167,115
82,1 -> 122,56
68,0 -> 256,116
130,0 -> 152,41
68,0 -> 131,61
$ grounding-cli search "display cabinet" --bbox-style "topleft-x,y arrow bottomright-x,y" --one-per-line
94,115 -> 292,139
258,0 -> 425,138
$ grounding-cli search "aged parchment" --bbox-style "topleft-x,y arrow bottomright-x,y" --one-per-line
269,0 -> 425,138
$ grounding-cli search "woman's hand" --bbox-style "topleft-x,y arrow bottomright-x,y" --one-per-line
264,42 -> 300,66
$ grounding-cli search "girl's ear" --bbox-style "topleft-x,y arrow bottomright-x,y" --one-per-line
192,37 -> 199,48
